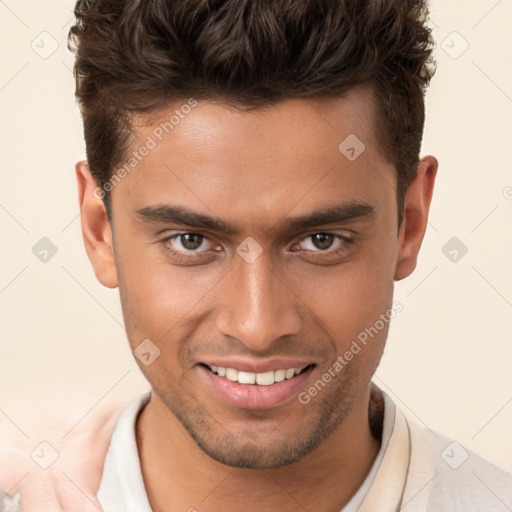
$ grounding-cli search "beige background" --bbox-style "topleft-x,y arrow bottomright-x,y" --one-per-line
0,0 -> 511,474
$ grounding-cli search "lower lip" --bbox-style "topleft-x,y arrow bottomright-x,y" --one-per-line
199,365 -> 314,410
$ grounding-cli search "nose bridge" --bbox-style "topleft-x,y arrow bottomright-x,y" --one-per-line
215,253 -> 302,351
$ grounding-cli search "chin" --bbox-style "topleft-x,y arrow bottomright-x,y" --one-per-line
175,405 -> 347,469
192,435 -> 318,469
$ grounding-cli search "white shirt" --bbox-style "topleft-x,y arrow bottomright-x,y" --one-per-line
96,384 -> 512,511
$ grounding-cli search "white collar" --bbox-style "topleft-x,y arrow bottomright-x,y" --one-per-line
97,391 -> 152,512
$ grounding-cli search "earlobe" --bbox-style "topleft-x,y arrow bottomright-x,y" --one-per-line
75,161 -> 118,289
394,155 -> 438,282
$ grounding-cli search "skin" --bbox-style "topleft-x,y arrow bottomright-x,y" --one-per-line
76,84 -> 437,511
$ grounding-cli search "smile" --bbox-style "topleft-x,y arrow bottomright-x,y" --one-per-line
206,364 -> 311,385
199,361 -> 316,409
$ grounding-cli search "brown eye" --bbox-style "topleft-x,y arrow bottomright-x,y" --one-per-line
300,233 -> 344,252
292,232 -> 355,263
310,233 -> 336,250
162,232 -> 213,256
179,233 -> 204,251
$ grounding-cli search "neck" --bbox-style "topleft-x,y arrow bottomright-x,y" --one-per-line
137,384 -> 382,512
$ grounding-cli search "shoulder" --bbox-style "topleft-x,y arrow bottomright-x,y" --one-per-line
375,386 -> 512,511
428,428 -> 511,509
406,414 -> 512,511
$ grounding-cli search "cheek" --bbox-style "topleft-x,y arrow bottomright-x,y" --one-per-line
291,239 -> 396,354
115,235 -> 217,340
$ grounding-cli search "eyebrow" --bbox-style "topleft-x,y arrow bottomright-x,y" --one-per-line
135,201 -> 376,236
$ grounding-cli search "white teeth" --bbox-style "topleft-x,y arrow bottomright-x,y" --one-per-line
256,371 -> 275,386
237,371 -> 256,384
274,369 -> 286,382
285,368 -> 295,379
208,365 -> 308,385
225,368 -> 239,382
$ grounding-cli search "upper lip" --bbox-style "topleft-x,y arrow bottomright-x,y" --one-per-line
200,358 -> 315,374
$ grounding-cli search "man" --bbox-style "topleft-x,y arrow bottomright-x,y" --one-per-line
7,0 -> 509,510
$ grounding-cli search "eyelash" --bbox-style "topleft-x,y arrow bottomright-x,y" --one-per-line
160,232 -> 355,263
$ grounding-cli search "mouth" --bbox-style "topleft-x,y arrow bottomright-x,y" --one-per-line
198,363 -> 316,410
201,363 -> 314,386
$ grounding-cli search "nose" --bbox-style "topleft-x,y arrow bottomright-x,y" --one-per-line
214,251 -> 302,353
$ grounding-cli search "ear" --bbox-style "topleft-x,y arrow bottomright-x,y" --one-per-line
394,155 -> 438,281
75,161 -> 118,288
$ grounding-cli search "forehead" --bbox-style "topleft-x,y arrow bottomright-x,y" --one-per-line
112,85 -> 395,230
133,84 -> 380,162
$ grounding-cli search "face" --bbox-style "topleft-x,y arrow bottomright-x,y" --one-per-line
77,85 -> 437,469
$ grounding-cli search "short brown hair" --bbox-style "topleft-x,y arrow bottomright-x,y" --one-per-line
68,0 -> 436,227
